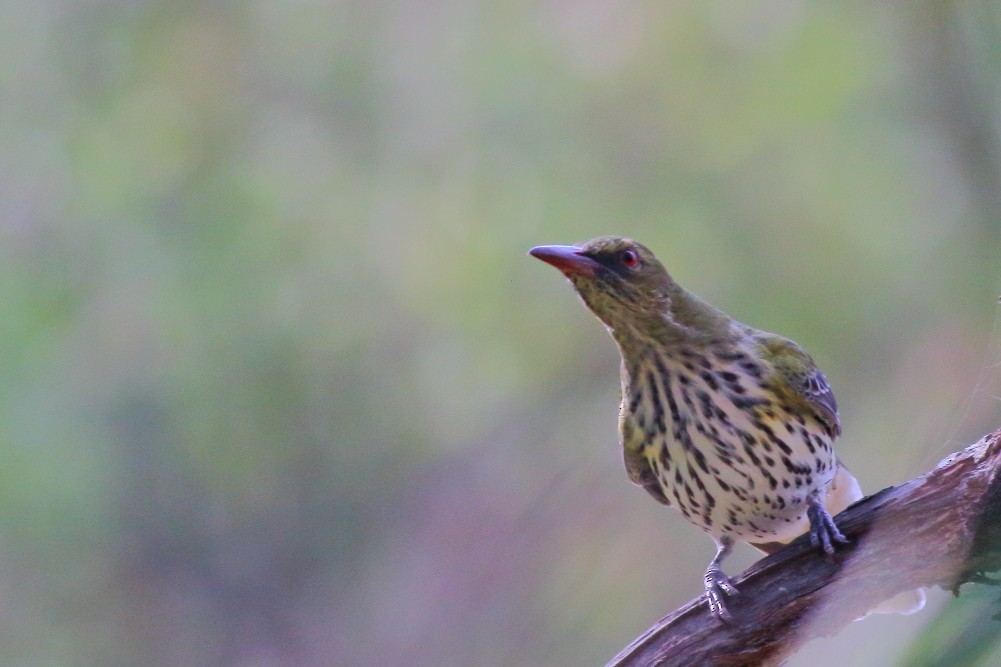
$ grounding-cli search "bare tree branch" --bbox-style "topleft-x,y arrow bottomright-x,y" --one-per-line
607,429 -> 1001,667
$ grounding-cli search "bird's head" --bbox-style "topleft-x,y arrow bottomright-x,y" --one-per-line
529,236 -> 677,334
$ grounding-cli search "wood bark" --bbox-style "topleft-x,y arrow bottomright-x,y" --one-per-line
607,429 -> 1001,667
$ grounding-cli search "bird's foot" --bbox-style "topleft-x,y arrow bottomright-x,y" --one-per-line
807,496 -> 849,556
704,567 -> 739,623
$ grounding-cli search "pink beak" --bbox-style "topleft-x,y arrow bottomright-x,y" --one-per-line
529,245 -> 602,277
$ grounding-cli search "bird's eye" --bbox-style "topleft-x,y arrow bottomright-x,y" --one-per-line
621,249 -> 640,269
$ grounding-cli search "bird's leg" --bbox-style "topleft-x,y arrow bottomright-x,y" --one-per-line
704,536 -> 739,622
807,493 -> 849,555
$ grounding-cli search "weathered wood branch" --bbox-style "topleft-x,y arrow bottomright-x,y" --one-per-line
607,429 -> 1001,667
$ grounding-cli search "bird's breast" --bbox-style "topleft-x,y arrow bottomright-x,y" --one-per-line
623,350 -> 838,541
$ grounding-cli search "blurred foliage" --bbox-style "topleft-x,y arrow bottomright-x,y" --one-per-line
2,0 -> 1001,665
897,584 -> 1001,667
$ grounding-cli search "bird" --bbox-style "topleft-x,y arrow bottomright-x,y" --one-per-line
529,236 -> 924,621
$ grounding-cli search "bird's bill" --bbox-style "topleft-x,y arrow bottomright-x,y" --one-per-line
529,245 -> 602,277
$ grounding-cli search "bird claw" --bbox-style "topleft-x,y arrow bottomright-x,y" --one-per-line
705,568 -> 739,622
807,497 -> 849,556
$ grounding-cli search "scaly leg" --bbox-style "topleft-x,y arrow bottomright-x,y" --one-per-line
807,493 -> 849,555
704,535 -> 739,622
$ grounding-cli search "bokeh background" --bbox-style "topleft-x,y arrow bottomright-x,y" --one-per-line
4,1 -> 1001,666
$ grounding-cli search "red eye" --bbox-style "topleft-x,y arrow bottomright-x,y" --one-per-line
622,249 -> 640,269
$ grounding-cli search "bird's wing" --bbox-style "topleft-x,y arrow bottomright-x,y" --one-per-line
799,366 -> 841,436
755,333 -> 841,437
618,399 -> 671,506
622,443 -> 670,506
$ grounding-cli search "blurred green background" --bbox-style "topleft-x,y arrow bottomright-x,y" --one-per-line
4,1 -> 1001,666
